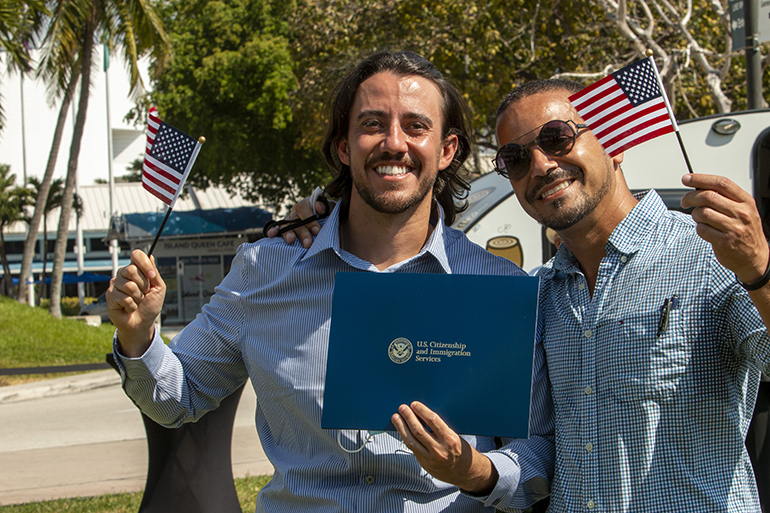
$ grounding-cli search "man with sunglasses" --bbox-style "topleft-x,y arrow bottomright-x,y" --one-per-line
281,77 -> 770,511
489,78 -> 770,511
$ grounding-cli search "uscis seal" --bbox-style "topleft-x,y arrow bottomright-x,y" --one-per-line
388,337 -> 413,364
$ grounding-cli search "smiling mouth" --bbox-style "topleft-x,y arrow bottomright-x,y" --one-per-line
540,180 -> 573,200
375,165 -> 411,176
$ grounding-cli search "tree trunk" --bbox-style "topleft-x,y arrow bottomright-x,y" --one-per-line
41,216 -> 48,299
49,17 -> 95,318
16,70 -> 80,304
0,231 -> 14,298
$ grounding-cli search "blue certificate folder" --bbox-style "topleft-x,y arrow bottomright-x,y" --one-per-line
321,272 -> 539,438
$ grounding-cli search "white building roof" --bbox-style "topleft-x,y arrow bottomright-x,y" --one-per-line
6,182 -> 273,235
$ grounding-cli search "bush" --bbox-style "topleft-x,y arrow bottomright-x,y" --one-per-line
37,297 -> 91,316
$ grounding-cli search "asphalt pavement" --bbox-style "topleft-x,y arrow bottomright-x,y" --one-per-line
0,326 -> 274,506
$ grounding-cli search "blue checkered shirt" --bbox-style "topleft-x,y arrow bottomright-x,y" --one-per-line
114,203 -> 553,512
535,190 -> 770,512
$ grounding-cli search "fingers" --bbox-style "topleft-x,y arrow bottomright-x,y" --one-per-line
107,250 -> 166,315
392,402 -> 490,491
392,401 -> 458,454
265,198 -> 322,249
681,173 -> 769,281
681,173 -> 748,203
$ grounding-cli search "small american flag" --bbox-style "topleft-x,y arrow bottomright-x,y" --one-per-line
569,57 -> 677,157
142,107 -> 201,207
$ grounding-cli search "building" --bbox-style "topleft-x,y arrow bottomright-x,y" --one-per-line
1,49 -> 279,321
2,182 -> 274,323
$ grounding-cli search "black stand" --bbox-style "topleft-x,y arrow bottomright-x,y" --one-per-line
107,354 -> 246,513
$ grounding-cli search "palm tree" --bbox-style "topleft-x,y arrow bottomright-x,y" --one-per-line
26,177 -> 83,299
15,68 -> 79,304
0,0 -> 47,132
0,165 -> 33,297
16,0 -> 169,315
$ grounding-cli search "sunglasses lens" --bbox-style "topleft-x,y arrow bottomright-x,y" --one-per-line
539,120 -> 576,156
497,144 -> 531,180
495,120 -> 579,180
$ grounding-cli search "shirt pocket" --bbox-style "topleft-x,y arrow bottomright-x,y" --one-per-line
603,305 -> 689,403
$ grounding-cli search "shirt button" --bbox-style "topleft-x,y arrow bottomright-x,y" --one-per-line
365,475 -> 375,485
584,329 -> 592,338
585,442 -> 594,452
578,282 -> 586,290
587,500 -> 596,509
620,255 -> 628,263
584,386 -> 593,395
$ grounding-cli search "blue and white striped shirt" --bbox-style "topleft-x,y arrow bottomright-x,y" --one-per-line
536,190 -> 770,512
115,203 -> 554,512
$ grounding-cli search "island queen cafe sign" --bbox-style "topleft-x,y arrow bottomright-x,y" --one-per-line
158,237 -> 240,257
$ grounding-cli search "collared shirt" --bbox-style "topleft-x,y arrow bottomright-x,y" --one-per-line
114,203 -> 553,512
536,190 -> 770,512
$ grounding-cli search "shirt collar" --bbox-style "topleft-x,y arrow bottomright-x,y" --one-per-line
303,201 -> 452,273
548,189 -> 666,273
606,189 -> 666,255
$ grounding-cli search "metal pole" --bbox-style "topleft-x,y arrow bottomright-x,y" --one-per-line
104,44 -> 119,277
745,0 -> 764,109
19,74 -> 27,184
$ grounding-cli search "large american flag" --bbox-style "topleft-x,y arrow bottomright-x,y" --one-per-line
568,57 -> 676,157
143,107 -> 200,207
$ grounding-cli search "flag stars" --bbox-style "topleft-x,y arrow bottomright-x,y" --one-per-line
150,124 -> 197,173
613,59 -> 660,107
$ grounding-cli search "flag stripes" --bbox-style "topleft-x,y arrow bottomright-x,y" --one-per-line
142,106 -> 199,207
569,57 -> 675,157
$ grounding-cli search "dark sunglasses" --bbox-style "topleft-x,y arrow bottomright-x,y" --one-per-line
493,119 -> 588,180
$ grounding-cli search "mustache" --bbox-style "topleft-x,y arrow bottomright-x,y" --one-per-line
526,168 -> 581,203
366,152 -> 418,169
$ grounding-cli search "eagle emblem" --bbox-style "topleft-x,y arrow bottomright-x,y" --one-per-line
388,337 -> 413,364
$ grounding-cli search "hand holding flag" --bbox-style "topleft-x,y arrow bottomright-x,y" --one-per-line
568,55 -> 693,173
142,107 -> 205,255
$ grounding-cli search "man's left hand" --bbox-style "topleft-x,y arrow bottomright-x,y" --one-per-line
681,173 -> 769,285
391,401 -> 498,495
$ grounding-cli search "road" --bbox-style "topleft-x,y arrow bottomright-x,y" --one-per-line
0,369 -> 273,506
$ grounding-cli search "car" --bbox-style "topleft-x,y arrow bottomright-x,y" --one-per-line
79,292 -> 110,322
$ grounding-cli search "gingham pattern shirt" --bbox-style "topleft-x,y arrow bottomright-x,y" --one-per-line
115,203 -> 554,512
536,190 -> 770,512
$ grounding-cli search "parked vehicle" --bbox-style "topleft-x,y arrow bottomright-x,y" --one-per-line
79,292 -> 110,322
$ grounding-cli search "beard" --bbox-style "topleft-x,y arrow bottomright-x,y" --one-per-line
525,163 -> 613,231
351,154 -> 438,215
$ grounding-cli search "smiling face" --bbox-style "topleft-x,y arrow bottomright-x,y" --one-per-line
336,71 -> 458,218
496,90 -> 623,232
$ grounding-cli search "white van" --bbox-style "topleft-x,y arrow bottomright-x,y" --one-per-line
452,109 -> 770,273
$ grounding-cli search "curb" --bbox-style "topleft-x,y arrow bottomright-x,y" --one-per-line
0,370 -> 121,405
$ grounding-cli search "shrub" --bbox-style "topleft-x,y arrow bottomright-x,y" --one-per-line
37,297 -> 92,316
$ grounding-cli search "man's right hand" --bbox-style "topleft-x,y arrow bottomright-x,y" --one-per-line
266,196 -> 329,249
107,249 -> 166,357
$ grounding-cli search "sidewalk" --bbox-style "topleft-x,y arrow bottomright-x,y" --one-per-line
0,324 -> 273,506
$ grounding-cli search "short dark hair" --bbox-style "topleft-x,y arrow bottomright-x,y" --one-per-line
497,78 -> 584,119
322,51 -> 471,225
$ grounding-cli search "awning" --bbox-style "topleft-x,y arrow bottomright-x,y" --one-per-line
12,271 -> 113,285
109,206 -> 273,242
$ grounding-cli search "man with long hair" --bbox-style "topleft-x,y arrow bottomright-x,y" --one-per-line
107,51 -> 551,512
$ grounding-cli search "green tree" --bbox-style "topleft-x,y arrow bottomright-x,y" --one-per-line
26,177 -> 83,300
147,0 -> 325,208
0,0 -> 47,132
38,0 -> 170,318
0,165 -> 32,298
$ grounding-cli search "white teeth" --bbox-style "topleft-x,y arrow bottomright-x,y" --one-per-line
376,165 -> 409,176
540,181 -> 571,199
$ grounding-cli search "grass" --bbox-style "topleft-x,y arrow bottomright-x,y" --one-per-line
0,296 -> 119,386
0,296 -> 273,511
0,475 -> 272,512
